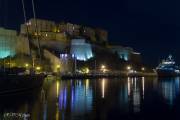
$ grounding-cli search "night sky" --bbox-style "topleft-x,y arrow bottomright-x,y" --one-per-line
0,0 -> 180,66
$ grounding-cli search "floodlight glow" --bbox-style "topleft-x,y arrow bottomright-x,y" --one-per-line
0,28 -> 16,59
70,39 -> 93,61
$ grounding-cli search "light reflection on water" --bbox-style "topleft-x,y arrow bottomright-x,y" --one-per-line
101,78 -> 106,98
159,77 -> 180,106
0,77 -> 180,120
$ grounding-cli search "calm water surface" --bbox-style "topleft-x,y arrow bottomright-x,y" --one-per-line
1,77 -> 180,120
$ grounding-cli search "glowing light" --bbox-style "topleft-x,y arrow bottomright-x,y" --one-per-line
72,54 -> 75,58
127,66 -> 131,70
0,51 -> 13,58
56,65 -> 60,68
85,68 -> 89,73
25,63 -> 29,67
100,65 -> 107,73
175,70 -> 180,73
163,61 -> 175,65
70,39 -> 93,61
141,67 -> 145,71
81,67 -> 90,74
101,65 -> 105,69
64,54 -> 67,57
0,28 -> 16,58
36,66 -> 41,70
128,70 -> 135,74
34,32 -> 38,36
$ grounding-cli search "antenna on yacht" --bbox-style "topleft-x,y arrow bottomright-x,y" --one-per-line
168,54 -> 172,60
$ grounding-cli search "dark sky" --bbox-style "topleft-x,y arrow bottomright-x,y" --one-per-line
0,0 -> 180,66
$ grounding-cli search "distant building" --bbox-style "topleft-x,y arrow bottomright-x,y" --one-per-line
67,23 -> 80,36
82,27 -> 96,42
21,19 -> 68,46
57,22 -> 108,43
70,39 -> 93,61
21,18 -> 109,46
109,45 -> 141,63
38,32 -> 67,42
20,18 -> 56,35
57,22 -> 80,36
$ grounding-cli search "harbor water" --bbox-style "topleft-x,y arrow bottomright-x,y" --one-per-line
1,77 -> 180,120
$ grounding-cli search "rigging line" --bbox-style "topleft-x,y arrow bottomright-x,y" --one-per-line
21,0 -> 32,59
21,0 -> 27,24
31,0 -> 42,62
0,0 -> 2,26
31,0 -> 36,19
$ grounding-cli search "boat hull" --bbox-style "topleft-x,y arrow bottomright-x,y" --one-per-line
156,70 -> 180,77
0,74 -> 45,95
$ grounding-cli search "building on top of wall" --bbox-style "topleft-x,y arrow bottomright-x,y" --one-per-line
20,18 -> 69,48
20,18 -> 56,35
81,27 -> 96,42
57,22 -> 108,44
20,18 -> 109,46
57,22 -> 81,36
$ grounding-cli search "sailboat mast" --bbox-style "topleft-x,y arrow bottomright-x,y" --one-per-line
21,0 -> 32,65
31,0 -> 42,62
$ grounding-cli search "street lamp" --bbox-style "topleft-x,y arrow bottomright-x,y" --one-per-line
127,66 -> 131,70
36,66 -> 41,71
101,65 -> 106,73
25,63 -> 29,67
56,65 -> 60,69
56,65 -> 60,74
85,68 -> 89,74
141,67 -> 145,71
101,65 -> 105,69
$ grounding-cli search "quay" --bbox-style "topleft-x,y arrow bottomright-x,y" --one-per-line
61,72 -> 157,79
